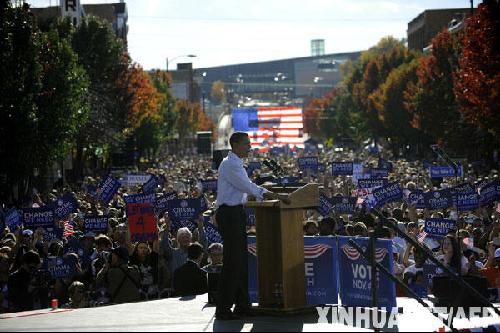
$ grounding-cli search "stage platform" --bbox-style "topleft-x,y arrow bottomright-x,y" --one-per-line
0,296 -> 498,332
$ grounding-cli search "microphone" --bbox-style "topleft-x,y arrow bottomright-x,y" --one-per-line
263,159 -> 284,177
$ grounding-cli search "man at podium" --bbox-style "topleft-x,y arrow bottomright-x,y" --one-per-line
215,132 -> 290,320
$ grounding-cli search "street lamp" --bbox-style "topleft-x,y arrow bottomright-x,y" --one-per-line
166,54 -> 197,72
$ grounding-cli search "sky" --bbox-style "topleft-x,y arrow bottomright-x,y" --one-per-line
28,0 -> 474,70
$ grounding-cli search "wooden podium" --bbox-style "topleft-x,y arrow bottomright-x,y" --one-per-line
246,183 -> 319,313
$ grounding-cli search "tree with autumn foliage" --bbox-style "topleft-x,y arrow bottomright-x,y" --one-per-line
454,0 -> 500,139
176,100 -> 214,148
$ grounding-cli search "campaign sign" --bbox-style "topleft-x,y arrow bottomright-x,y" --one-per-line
358,179 -> 386,189
404,189 -> 426,209
54,192 -> 79,219
42,225 -> 64,242
142,175 -> 160,194
277,177 -> 300,186
22,207 -> 55,229
331,197 -> 357,215
5,208 -> 22,232
83,183 -> 98,199
155,192 -> 178,213
97,176 -> 121,204
424,218 -> 457,238
201,179 -> 218,193
127,203 -> 158,242
423,263 -> 440,291
124,193 -> 156,205
352,163 -> 364,185
46,256 -> 77,279
367,168 -> 390,179
124,174 -> 151,187
84,216 -> 109,233
171,219 -> 197,233
246,208 -> 256,227
298,157 -> 319,175
456,191 -> 479,212
317,192 -> 333,217
204,217 -> 222,245
318,164 -> 326,173
429,166 -> 463,178
424,189 -> 453,210
372,182 -> 403,208
479,180 -> 498,206
167,199 -> 201,223
247,162 -> 262,177
248,236 -> 339,305
338,236 -> 396,308
332,162 -> 354,176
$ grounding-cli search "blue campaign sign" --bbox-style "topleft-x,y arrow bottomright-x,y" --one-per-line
84,216 -> 109,233
168,199 -> 202,222
404,189 -> 426,209
247,162 -> 262,177
142,175 -> 160,194
331,197 -> 357,215
46,256 -> 77,279
246,208 -> 256,227
358,178 -> 386,189
155,192 -> 178,213
277,177 -> 300,186
170,219 -> 197,233
429,165 -> 463,178
298,157 -> 319,174
338,236 -> 396,308
479,180 -> 498,206
456,191 -> 479,212
424,218 -> 457,238
332,162 -> 354,176
53,192 -> 79,219
42,225 -> 64,242
248,236 -> 339,305
317,192 -> 333,217
124,193 -> 156,205
204,217 -> 222,245
366,168 -> 390,179
424,189 -> 453,210
82,183 -> 98,199
201,179 -> 218,193
22,207 -> 55,229
97,176 -> 121,204
5,208 -> 22,232
423,263 -> 440,291
372,182 -> 403,208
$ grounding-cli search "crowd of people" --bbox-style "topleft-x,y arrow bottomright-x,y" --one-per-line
0,146 -> 499,313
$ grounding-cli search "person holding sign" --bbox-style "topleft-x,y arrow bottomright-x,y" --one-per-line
215,132 -> 290,321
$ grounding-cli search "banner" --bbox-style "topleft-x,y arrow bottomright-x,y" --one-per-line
424,218 -> 457,238
53,192 -> 79,219
127,203 -> 158,242
142,175 -> 160,194
358,179 -> 386,189
332,162 -> 354,176
84,216 -> 109,234
404,189 -> 426,209
42,225 -> 64,242
201,179 -> 218,193
338,236 -> 396,308
97,176 -> 121,204
124,193 -> 156,205
317,192 -> 333,217
46,256 -> 77,279
248,236 -> 339,305
123,174 -> 151,187
479,180 -> 498,206
331,197 -> 357,215
372,182 -> 403,208
246,208 -> 256,227
155,192 -> 178,214
424,189 -> 453,210
167,199 -> 202,223
22,207 -> 55,229
5,208 -> 22,232
298,157 -> 319,175
429,166 -> 463,178
455,191 -> 479,212
204,217 -> 222,245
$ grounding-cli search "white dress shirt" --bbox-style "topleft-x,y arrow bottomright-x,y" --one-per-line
216,151 -> 268,207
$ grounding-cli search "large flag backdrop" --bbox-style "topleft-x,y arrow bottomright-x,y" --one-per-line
232,106 -> 304,150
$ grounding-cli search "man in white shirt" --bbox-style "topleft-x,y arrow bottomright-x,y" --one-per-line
215,132 -> 289,320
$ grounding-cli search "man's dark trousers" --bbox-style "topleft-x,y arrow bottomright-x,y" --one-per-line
216,205 -> 249,314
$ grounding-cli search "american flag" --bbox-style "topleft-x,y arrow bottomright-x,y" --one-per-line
418,231 -> 428,244
341,245 -> 389,263
63,220 -> 74,237
247,243 -> 331,259
232,106 -> 304,150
